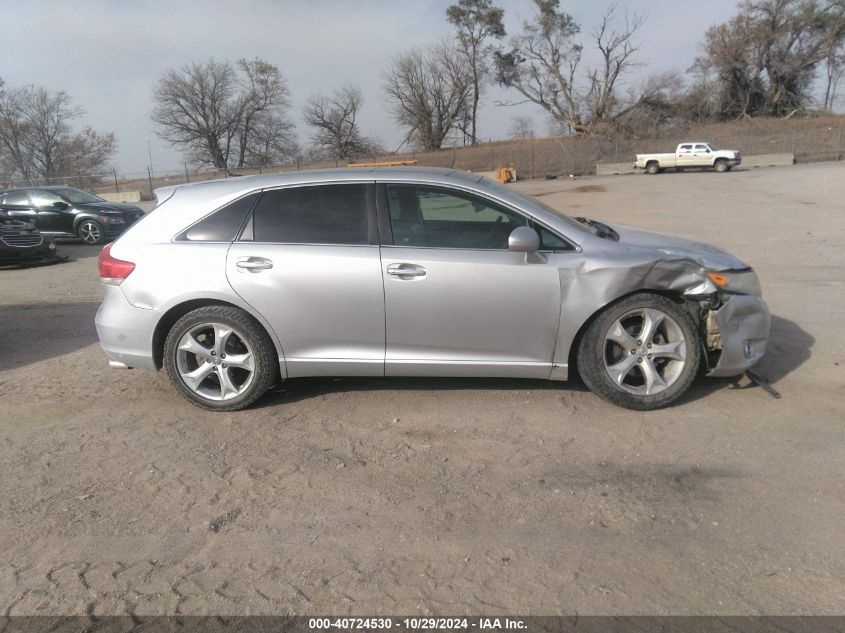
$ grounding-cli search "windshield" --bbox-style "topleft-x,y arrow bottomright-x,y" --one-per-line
51,188 -> 105,204
707,144 -> 717,151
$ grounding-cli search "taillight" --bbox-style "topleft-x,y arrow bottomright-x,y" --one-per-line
98,243 -> 135,285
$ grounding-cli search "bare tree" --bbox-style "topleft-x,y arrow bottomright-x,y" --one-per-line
584,4 -> 644,127
508,115 -> 535,138
236,58 -> 293,167
304,86 -> 380,161
446,0 -> 506,145
696,0 -> 845,118
151,58 -> 295,169
384,43 -> 473,151
245,113 -> 300,166
0,81 -> 115,183
494,0 -> 585,133
495,1 -> 645,135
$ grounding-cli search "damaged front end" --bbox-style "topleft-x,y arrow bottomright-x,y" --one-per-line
695,282 -> 770,377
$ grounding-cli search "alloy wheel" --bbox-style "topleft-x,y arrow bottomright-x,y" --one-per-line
602,307 -> 688,396
175,322 -> 256,401
79,221 -> 102,244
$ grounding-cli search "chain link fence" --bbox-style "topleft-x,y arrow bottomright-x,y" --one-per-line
3,120 -> 843,200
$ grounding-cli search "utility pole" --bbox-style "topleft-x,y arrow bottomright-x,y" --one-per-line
147,140 -> 154,175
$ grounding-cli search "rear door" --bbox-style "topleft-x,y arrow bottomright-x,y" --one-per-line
379,183 -> 563,379
226,182 -> 386,378
0,190 -> 39,227
676,144 -> 696,168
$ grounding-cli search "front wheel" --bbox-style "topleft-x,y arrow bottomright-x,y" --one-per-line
163,305 -> 278,411
78,219 -> 106,245
714,159 -> 729,172
577,293 -> 701,410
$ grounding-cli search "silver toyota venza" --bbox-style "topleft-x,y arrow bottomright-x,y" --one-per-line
95,167 -> 770,411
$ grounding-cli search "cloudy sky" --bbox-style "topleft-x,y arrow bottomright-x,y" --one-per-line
2,0 -> 740,174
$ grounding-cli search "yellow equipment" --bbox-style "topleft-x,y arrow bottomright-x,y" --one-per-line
497,166 -> 517,184
347,160 -> 418,168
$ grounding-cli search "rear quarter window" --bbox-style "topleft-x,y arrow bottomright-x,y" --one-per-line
177,192 -> 259,242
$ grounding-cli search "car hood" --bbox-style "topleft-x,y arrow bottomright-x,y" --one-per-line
78,201 -> 143,214
608,222 -> 748,271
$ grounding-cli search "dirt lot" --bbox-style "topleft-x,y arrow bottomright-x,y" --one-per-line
1,163 -> 843,617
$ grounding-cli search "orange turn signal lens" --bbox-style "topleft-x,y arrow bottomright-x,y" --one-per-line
706,272 -> 729,287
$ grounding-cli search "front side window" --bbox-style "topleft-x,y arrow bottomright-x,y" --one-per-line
386,185 -> 527,249
537,226 -> 573,251
695,144 -> 710,152
252,184 -> 370,245
51,188 -> 103,204
30,190 -> 65,207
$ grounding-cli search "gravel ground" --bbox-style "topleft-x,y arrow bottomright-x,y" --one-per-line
0,162 -> 843,616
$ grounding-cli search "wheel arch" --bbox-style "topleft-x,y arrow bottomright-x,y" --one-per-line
73,213 -> 102,232
152,298 -> 284,374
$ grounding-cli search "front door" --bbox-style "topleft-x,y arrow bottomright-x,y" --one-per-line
379,184 -> 562,379
28,190 -> 72,233
226,182 -> 386,378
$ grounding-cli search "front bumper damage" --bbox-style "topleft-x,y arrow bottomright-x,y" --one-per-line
703,294 -> 770,377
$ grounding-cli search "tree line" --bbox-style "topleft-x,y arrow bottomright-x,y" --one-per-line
2,0 -> 844,182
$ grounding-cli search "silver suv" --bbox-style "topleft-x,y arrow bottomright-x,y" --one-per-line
95,167 -> 770,411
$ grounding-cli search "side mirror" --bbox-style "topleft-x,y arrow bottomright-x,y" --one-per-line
508,226 -> 540,252
53,201 -> 70,210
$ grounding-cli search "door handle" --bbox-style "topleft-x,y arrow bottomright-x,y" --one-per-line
386,263 -> 426,278
236,256 -> 273,272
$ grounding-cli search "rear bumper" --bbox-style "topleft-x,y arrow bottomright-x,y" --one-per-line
95,285 -> 159,371
707,295 -> 770,377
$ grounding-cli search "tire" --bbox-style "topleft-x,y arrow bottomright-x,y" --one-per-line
645,162 -> 660,175
163,305 -> 278,411
714,159 -> 728,173
77,219 -> 106,245
577,293 -> 701,410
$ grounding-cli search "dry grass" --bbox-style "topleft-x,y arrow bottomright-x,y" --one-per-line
94,115 -> 845,199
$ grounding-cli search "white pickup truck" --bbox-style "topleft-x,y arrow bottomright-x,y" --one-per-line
635,142 -> 741,174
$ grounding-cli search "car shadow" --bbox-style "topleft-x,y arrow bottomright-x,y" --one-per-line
0,301 -> 100,371
255,375 -> 586,409
258,314 -> 812,410
56,243 -> 103,260
678,313 -> 813,405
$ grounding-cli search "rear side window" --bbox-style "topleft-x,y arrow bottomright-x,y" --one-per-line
252,184 -> 370,245
179,192 -> 259,242
1,191 -> 31,205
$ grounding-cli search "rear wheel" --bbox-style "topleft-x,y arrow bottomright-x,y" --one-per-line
714,159 -> 729,172
577,293 -> 701,410
646,162 -> 660,175
78,219 -> 105,245
163,305 -> 278,411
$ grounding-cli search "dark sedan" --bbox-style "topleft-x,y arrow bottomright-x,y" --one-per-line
0,186 -> 144,244
0,209 -> 62,266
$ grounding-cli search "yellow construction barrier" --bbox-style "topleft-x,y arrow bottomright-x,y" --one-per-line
347,160 -> 418,168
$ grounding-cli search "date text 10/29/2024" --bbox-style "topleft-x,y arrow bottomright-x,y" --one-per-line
308,618 -> 527,630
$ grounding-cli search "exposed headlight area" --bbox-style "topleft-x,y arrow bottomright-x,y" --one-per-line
706,269 -> 762,297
